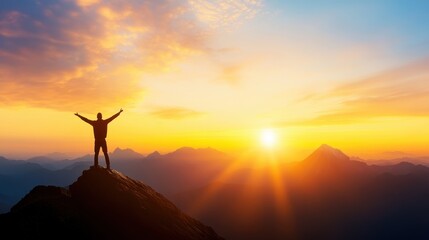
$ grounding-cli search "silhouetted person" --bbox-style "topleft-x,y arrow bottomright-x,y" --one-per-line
75,109 -> 123,170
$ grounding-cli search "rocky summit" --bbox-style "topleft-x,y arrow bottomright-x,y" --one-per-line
0,167 -> 223,240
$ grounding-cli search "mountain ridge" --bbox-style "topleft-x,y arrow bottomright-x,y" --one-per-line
2,145 -> 429,239
304,144 -> 351,163
0,167 -> 223,240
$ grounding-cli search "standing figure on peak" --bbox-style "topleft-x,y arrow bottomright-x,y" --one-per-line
75,109 -> 123,170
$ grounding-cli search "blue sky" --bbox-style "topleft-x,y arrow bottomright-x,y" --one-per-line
267,0 -> 429,59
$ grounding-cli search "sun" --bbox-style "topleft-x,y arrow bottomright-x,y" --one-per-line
260,129 -> 277,148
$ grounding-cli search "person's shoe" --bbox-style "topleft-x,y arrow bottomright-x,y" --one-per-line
90,165 -> 100,169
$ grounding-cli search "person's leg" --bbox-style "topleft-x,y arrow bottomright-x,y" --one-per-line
94,140 -> 101,167
101,139 -> 110,170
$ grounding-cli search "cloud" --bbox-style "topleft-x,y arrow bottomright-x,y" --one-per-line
188,0 -> 263,29
287,58 -> 429,126
150,107 -> 204,120
0,0 -> 212,111
76,0 -> 100,7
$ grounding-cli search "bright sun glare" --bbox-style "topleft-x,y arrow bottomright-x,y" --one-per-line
260,129 -> 277,148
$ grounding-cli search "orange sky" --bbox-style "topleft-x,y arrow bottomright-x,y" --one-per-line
1,0 -> 429,159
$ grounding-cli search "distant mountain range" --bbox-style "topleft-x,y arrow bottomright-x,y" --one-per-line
0,147 -> 230,213
25,147 -> 144,170
2,145 -> 429,239
172,145 -> 429,240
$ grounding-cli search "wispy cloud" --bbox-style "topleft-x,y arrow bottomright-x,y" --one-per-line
0,0 -> 260,111
188,0 -> 263,29
149,106 -> 204,120
287,58 -> 429,125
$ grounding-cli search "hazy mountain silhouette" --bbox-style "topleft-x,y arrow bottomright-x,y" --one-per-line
0,167 -> 223,240
0,156 -> 88,212
111,147 -> 144,160
146,150 -> 162,159
300,144 -> 368,173
173,144 -> 429,240
304,143 -> 350,162
365,156 -> 429,166
113,147 -> 232,195
25,148 -> 144,170
0,156 -> 46,175
0,147 -> 231,212
4,145 -> 429,239
26,156 -> 76,170
26,152 -> 71,167
292,144 -> 373,189
164,147 -> 227,160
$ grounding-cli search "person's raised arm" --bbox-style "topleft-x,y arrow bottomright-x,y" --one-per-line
75,112 -> 93,125
106,108 -> 123,123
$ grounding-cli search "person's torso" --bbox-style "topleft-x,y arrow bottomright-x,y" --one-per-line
92,120 -> 108,139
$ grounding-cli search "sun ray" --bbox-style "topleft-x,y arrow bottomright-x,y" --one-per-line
265,152 -> 298,237
187,152 -> 252,215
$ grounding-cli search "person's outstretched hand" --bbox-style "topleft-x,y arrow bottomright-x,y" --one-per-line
75,112 -> 79,116
120,108 -> 123,113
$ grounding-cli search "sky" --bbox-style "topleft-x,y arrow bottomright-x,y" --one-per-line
1,0 -> 429,160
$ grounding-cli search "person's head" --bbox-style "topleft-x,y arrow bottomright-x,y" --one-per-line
97,112 -> 102,120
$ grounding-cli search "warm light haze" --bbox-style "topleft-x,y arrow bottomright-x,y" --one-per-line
1,0 -> 429,160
